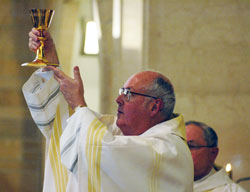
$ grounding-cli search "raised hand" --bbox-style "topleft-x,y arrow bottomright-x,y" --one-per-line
28,28 -> 59,64
46,66 -> 87,110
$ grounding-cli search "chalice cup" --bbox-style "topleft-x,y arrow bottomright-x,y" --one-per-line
21,9 -> 58,67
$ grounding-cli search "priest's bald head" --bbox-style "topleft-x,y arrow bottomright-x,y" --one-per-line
116,71 -> 175,135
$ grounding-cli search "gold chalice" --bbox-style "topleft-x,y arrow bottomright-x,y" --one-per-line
21,9 -> 58,67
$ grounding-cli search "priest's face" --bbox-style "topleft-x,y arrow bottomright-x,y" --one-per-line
116,72 -> 154,135
186,124 -> 218,181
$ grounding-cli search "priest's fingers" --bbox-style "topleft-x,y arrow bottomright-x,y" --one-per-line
73,66 -> 83,82
28,28 -> 40,52
29,38 -> 40,52
53,74 -> 62,84
52,67 -> 66,80
41,66 -> 61,83
29,28 -> 40,41
73,66 -> 84,93
46,66 -> 66,82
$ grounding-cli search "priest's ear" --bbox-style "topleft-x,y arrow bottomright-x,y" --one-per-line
210,147 -> 219,162
150,99 -> 163,117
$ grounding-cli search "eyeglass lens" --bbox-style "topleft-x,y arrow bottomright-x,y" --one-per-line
119,88 -> 130,101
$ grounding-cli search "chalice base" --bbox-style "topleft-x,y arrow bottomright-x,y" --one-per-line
21,59 -> 59,67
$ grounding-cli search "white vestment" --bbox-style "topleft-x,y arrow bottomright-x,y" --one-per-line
60,107 -> 194,192
194,169 -> 247,192
23,70 -> 194,192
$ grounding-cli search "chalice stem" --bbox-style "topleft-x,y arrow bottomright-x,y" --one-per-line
36,38 -> 46,61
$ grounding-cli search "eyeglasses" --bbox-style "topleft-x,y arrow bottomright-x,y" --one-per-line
187,142 -> 216,150
119,87 -> 158,102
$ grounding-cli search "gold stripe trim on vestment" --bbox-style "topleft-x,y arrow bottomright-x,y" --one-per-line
49,105 -> 69,192
86,118 -> 107,192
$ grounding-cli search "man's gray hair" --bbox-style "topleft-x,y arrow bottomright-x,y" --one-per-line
146,77 -> 175,119
185,121 -> 218,147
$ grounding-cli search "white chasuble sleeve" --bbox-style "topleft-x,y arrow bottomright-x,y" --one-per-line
61,108 -> 193,192
22,70 -> 60,139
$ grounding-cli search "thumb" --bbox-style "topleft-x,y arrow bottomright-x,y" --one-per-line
73,66 -> 82,81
